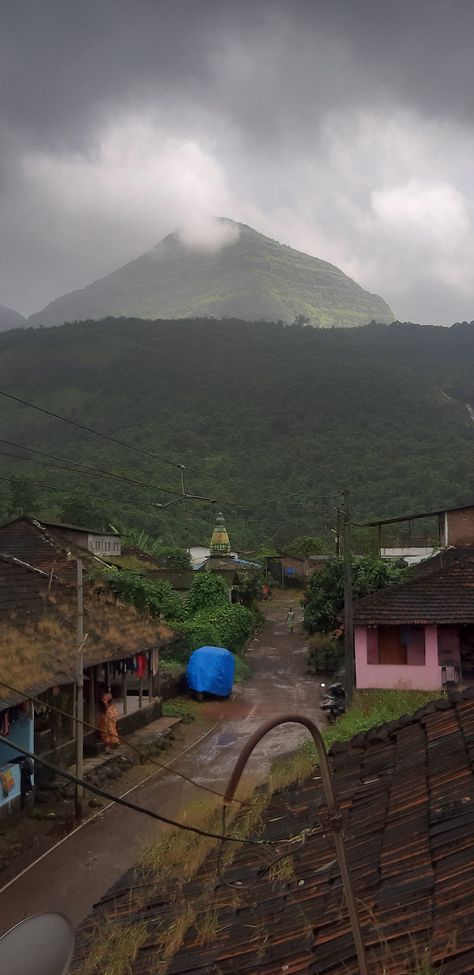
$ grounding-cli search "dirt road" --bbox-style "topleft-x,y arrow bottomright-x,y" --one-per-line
0,598 -> 322,933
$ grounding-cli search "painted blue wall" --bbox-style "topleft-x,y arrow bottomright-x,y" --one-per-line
0,712 -> 34,807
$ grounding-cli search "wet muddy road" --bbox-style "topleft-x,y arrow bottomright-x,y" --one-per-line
0,599 -> 323,933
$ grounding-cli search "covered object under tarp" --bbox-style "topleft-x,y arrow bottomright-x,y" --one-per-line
186,646 -> 235,697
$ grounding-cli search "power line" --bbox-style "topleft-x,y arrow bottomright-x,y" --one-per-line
0,734 -> 276,847
0,678 -> 264,809
0,443 -> 341,516
0,437 -> 180,497
0,388 -> 239,486
0,389 -> 185,470
0,471 -> 178,513
0,387 -> 344,500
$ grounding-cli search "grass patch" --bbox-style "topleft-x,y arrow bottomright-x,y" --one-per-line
269,856 -> 295,883
267,688 -> 445,795
194,908 -> 220,946
234,655 -> 251,682
160,905 -> 195,966
162,696 -> 200,723
79,921 -> 148,975
140,797 -> 221,883
269,748 -> 316,793
322,687 -> 444,748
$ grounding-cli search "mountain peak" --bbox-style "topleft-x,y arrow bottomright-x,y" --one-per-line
29,220 -> 394,328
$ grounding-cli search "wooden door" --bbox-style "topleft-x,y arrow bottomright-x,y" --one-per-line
378,626 -> 407,665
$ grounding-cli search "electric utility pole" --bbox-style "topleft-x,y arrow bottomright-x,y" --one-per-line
342,490 -> 355,707
75,557 -> 84,819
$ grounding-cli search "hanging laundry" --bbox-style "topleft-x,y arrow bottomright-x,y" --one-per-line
136,654 -> 147,678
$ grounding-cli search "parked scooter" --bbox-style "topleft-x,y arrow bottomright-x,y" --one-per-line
320,682 -> 346,722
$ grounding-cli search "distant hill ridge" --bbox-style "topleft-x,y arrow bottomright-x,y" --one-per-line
0,304 -> 27,332
0,317 -> 473,548
29,218 -> 393,328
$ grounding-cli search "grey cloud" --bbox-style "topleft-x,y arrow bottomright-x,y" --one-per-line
2,0 -> 474,320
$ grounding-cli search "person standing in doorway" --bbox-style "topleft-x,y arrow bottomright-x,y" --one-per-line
98,693 -> 119,752
287,608 -> 295,633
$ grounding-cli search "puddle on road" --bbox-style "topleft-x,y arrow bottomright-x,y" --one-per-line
217,731 -> 238,746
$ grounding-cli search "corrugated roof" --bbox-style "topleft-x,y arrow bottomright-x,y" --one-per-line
360,501 -> 474,527
72,690 -> 474,974
353,546 -> 474,624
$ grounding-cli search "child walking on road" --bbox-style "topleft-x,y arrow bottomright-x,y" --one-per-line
286,608 -> 295,633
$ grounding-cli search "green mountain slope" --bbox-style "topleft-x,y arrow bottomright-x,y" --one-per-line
0,318 -> 472,549
29,220 -> 393,328
0,304 -> 27,332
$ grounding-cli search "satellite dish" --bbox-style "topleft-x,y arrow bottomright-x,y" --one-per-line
0,913 -> 75,975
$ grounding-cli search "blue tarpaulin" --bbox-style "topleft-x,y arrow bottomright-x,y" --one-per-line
186,646 -> 235,697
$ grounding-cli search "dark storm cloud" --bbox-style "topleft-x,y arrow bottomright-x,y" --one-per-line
2,0 -> 474,321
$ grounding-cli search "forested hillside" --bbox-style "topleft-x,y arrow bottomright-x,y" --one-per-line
0,318 -> 473,549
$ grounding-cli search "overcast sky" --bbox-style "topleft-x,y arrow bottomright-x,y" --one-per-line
2,0 -> 474,323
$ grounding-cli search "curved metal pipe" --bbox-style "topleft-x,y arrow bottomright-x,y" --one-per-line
224,713 -> 368,975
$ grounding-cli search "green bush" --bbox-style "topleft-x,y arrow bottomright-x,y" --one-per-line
170,604 -> 256,657
202,604 -> 256,653
308,635 -> 344,675
304,557 -> 406,633
172,616 -> 221,654
186,574 -> 229,614
234,569 -> 264,606
103,568 -> 183,619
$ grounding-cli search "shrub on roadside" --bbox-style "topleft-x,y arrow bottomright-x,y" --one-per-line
202,604 -> 256,653
186,574 -> 229,614
171,616 -> 222,654
308,634 -> 344,675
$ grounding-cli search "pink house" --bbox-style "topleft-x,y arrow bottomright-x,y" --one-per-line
353,547 -> 474,690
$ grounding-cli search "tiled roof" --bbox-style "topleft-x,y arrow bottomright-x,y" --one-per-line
354,547 -> 474,625
41,519 -> 119,536
0,515 -> 96,578
72,690 -> 474,974
0,554 -> 175,705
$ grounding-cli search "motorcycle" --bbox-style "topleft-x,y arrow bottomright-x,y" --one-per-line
320,681 -> 346,722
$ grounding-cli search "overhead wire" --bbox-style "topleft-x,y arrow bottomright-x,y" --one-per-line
0,446 -> 341,518
0,471 -> 179,513
0,734 -> 280,847
0,387 -> 345,503
0,678 -> 254,808
0,437 -> 181,496
0,389 -> 184,470
0,387 -> 239,487
0,676 -> 307,821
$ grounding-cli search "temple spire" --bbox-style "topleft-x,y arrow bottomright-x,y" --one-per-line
210,512 -> 231,555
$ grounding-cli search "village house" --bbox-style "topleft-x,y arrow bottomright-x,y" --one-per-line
354,546 -> 474,690
265,553 -> 330,586
73,690 -> 474,974
364,500 -> 474,564
0,517 -> 175,812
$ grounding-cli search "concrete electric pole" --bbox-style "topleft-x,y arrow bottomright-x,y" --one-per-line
342,490 -> 355,707
75,557 -> 84,819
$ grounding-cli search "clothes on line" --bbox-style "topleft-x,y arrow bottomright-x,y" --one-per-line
0,700 -> 31,737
